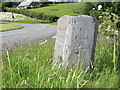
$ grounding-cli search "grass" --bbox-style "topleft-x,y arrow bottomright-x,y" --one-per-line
1,20 -> 42,24
29,3 -> 84,17
0,24 -> 23,31
1,20 -> 57,25
2,37 -> 119,88
0,19 -> 50,24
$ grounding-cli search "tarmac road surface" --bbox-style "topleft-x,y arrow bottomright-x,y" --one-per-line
0,22 -> 57,50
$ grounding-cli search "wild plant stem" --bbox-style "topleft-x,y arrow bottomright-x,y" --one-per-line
6,51 -> 13,82
113,40 -> 116,72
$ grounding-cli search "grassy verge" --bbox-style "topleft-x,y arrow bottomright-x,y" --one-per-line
0,20 -> 57,25
0,24 -> 23,31
1,20 -> 42,24
29,3 -> 84,17
2,38 -> 119,88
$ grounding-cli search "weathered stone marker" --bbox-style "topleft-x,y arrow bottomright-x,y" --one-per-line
53,15 -> 98,69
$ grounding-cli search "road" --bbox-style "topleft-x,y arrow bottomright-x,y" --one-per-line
0,22 -> 57,50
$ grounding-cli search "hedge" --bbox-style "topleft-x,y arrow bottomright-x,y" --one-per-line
6,8 -> 59,22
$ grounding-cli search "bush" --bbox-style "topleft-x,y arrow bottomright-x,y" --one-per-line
98,12 -> 119,39
82,2 -> 95,15
90,10 -> 102,20
6,8 -> 59,22
89,2 -> 120,21
76,2 -> 95,15
92,2 -> 120,15
76,2 -> 119,20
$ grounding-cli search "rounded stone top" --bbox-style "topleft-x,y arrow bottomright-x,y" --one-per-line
58,15 -> 96,24
60,15 -> 93,18
58,15 -> 94,21
78,15 -> 94,19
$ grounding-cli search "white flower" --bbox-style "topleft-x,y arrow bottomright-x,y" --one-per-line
93,8 -> 95,10
99,16 -> 102,18
115,30 -> 118,33
98,5 -> 102,10
108,26 -> 111,29
106,28 -> 108,30
106,36 -> 110,39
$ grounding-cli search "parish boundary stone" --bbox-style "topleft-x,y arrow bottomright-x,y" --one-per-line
53,15 -> 98,69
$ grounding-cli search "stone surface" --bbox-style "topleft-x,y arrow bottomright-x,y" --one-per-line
53,15 -> 98,69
